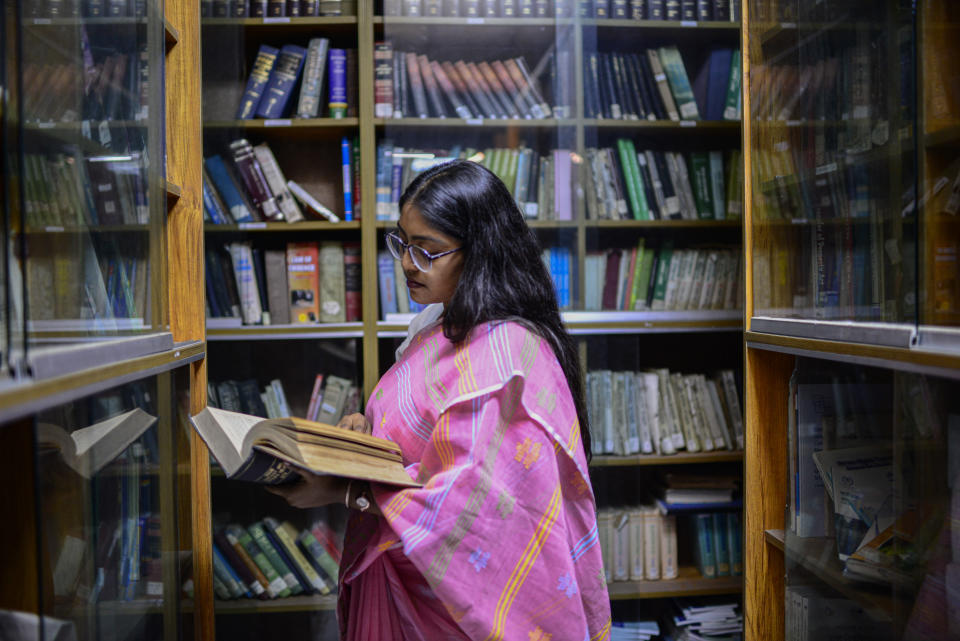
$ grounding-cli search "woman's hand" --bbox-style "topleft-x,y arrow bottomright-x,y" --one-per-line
337,412 -> 372,434
265,473 -> 347,509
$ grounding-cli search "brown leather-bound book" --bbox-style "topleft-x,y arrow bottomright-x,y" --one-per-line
477,61 -> 520,118
464,61 -> 509,118
405,52 -> 429,117
417,55 -> 449,117
601,248 -> 622,310
490,59 -> 533,118
441,61 -> 484,118
431,61 -> 473,119
453,60 -> 498,118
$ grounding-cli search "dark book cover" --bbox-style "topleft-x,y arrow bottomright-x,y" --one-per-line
393,52 -> 406,117
237,379 -> 270,417
476,61 -> 518,118
286,0 -> 300,13
636,152 -> 660,219
500,0 -> 517,16
711,0 -> 727,20
432,61 -> 472,118
267,0 -> 285,15
300,0 -> 318,13
635,52 -> 667,119
345,48 -> 359,118
236,45 -> 278,119
343,242 -> 362,322
592,0 -> 608,18
621,53 -> 647,119
228,138 -> 284,221
85,0 -> 105,15
646,0 -> 663,18
406,53 -> 429,118
418,55 -> 448,117
327,48 -> 348,118
681,0 -> 696,19
462,0 -> 480,15
611,54 -> 637,118
374,41 -> 394,118
518,0 -> 533,16
483,0 -> 498,16
424,0 -> 441,14
664,0 -> 680,19
107,0 -> 126,15
442,61 -> 482,118
442,0 -> 459,14
601,249 -> 622,309
600,53 -> 621,119
652,150 -> 680,218
696,0 -> 710,19
611,0 -> 626,17
250,0 -> 267,14
629,0 -> 644,18
578,0 -> 592,17
63,0 -> 82,15
397,51 -> 410,116
232,0 -> 250,15
213,0 -> 229,14
584,52 -> 602,118
533,0 -> 549,15
255,44 -> 307,119
252,248 -> 271,323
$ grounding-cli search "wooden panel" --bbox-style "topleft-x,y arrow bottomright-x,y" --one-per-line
164,0 -> 212,637
359,2 -> 380,399
743,346 -> 792,641
0,420 -> 40,613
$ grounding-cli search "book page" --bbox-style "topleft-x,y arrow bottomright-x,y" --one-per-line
71,408 -> 157,477
191,407 -> 264,476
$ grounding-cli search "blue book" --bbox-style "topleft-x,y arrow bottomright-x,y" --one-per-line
256,44 -> 308,119
202,174 -> 229,224
341,136 -> 354,221
211,541 -> 247,598
378,251 -> 399,318
694,513 -> 716,578
705,48 -> 733,120
327,48 -> 348,118
712,512 -> 730,576
236,45 -> 279,119
204,156 -> 255,223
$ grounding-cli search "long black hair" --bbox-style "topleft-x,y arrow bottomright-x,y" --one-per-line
399,159 -> 591,461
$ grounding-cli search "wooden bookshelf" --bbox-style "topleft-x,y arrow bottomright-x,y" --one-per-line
591,450 -> 744,466
204,221 -> 360,232
212,594 -> 337,614
606,568 -> 742,600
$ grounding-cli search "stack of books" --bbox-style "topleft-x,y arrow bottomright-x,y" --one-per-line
666,599 -> 743,641
201,0 -> 350,18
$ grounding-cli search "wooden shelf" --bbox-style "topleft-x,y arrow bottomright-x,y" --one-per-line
375,16 -> 565,27
587,219 -> 741,228
584,18 -> 740,30
592,450 -> 743,466
212,594 -> 337,614
206,322 -> 364,340
204,118 -> 359,130
606,567 -> 742,599
202,16 -> 357,26
375,117 -> 576,128
924,124 -> 960,149
25,16 -> 147,27
164,17 -> 179,49
22,224 -> 149,234
765,529 -> 785,552
166,180 -> 182,207
204,221 -> 359,232
586,119 -> 740,130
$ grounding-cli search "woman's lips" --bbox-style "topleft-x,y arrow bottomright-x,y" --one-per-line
407,279 -> 423,289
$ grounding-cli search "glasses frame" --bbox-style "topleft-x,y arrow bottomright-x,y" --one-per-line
385,231 -> 463,273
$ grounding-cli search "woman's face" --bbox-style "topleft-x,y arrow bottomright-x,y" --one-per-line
396,203 -> 464,306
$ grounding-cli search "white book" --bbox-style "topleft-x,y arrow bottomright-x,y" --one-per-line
673,250 -> 699,311
684,250 -> 708,311
613,511 -> 630,582
655,369 -> 684,452
598,509 -> 615,583
697,251 -> 720,310
641,372 -> 664,455
254,143 -> 304,223
270,379 -> 292,417
696,375 -> 727,450
709,251 -> 731,310
642,506 -> 660,580
669,152 -> 698,220
663,249 -> 687,311
677,374 -> 707,451
227,242 -> 264,325
624,373 -> 642,454
627,508 -> 645,581
632,373 -> 653,454
287,180 -> 340,222
705,378 -> 735,450
601,370 -> 615,454
260,390 -> 279,419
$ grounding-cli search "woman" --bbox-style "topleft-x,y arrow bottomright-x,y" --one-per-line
272,160 -> 611,640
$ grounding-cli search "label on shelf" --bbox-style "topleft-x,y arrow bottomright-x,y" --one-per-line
680,20 -> 696,27
815,162 -> 837,176
264,119 -> 292,127
238,222 -> 268,229
774,141 -> 790,152
98,121 -> 111,147
465,118 -> 484,125
781,21 -> 797,28
37,122 -> 55,129
44,226 -> 65,232
33,18 -> 52,24
786,120 -> 802,127
466,17 -> 485,23
679,120 -> 696,127
262,16 -> 291,23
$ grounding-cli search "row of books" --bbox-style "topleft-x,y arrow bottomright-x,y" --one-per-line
205,240 -> 361,325
374,46 -> 551,121
204,137 -> 355,224
586,145 -> 742,221
375,144 -> 579,222
784,584 -> 890,641
201,0 -> 349,17
25,46 -> 149,124
23,149 -> 148,228
28,238 -> 150,323
585,47 -> 740,123
586,368 -> 743,456
690,512 -> 742,579
586,246 -> 742,312
208,373 -> 359,425
201,520 -> 341,600
236,41 -> 357,120
383,0 -> 740,19
25,0 -> 147,18
597,507 -> 677,582
376,251 -> 428,319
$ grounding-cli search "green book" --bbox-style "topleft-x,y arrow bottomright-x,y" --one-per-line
616,139 -> 649,220
248,522 -> 303,595
723,48 -> 741,121
688,152 -> 714,220
725,149 -> 743,220
708,151 -> 726,220
650,242 -> 673,311
695,513 -> 717,578
628,241 -> 651,310
228,524 -> 290,598
504,149 -> 520,197
296,528 -> 340,585
657,46 -> 700,121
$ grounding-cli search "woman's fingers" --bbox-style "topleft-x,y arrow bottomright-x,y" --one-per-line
337,412 -> 372,434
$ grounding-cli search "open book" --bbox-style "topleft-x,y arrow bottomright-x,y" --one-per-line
189,406 -> 420,487
38,408 -> 158,478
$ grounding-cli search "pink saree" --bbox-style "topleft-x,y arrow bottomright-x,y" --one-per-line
338,320 -> 611,641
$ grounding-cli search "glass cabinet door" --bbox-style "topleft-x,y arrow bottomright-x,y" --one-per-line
747,0 -> 918,325
3,0 -> 169,380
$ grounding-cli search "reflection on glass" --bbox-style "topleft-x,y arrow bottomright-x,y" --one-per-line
35,374 -> 187,641
13,0 -> 164,348
749,0 -> 917,323
784,358 -> 954,640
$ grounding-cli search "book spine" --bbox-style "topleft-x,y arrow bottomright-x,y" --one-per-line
406,53 -> 429,118
647,0 -> 663,18
301,0 -> 319,13
341,137 -> 354,221
287,242 -> 320,323
228,138 -> 283,221
433,61 -> 473,119
343,241 -> 362,322
253,143 -> 304,223
227,242 -> 263,325
378,251 -> 398,318
264,249 -> 291,324
235,45 -> 278,120
418,55 -> 448,118
264,518 -> 328,594
659,514 -> 678,579
296,38 -> 329,118
318,241 -> 346,323
454,60 -> 496,118
642,508 -> 660,580
327,48 -> 348,118
664,0 -> 680,19
374,41 -> 394,118
696,0 -> 710,19
248,523 -> 303,594
443,0 -> 460,14
647,49 -> 680,121
658,45 -> 700,120
215,530 -> 266,597
723,48 -> 741,120
695,513 -> 717,577
297,530 -> 340,584
267,0 -> 285,14
250,0 -> 267,14
712,512 -> 731,575
286,0 -> 300,14
211,542 -> 247,598
287,180 -> 340,222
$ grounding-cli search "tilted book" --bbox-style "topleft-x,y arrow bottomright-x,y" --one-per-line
236,45 -> 278,120
38,408 -> 157,478
256,44 -> 307,119
189,406 -> 420,487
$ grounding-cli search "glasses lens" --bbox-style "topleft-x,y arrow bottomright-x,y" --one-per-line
386,233 -> 403,260
410,246 -> 432,272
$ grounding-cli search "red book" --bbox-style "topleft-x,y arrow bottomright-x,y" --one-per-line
343,241 -> 362,322
306,373 -> 325,422
311,521 -> 342,564
601,249 -> 622,310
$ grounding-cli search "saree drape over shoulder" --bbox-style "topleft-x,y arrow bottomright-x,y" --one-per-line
338,320 -> 611,641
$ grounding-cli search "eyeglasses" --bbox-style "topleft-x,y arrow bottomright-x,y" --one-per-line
385,231 -> 462,273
